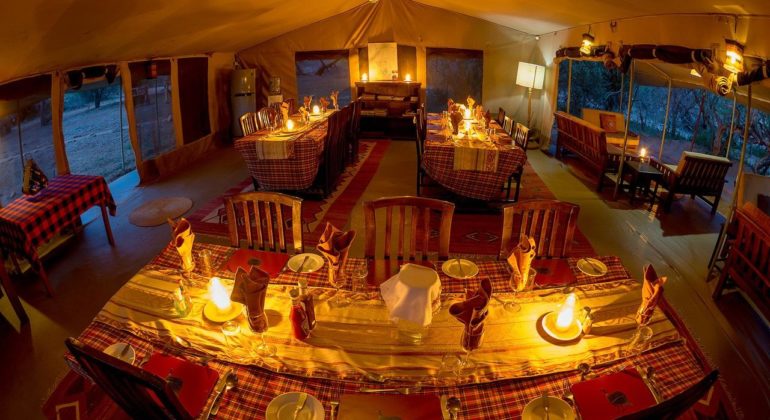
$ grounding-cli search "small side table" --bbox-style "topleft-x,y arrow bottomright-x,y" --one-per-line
621,160 -> 662,209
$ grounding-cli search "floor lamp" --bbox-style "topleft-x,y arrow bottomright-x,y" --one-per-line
516,62 -> 545,130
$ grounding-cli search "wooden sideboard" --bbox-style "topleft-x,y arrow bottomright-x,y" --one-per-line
355,81 -> 420,139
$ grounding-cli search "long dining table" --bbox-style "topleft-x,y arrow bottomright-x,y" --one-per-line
422,113 -> 527,201
233,113 -> 332,191
62,239 -> 718,419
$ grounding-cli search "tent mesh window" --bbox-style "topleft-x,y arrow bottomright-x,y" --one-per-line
295,50 -> 351,106
426,48 -> 483,113
129,60 -> 175,161
63,76 -> 135,183
0,75 -> 54,205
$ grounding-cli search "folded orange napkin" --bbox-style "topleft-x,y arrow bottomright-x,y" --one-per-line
316,222 -> 356,287
636,264 -> 667,326
22,159 -> 48,195
447,99 -> 455,113
507,236 -> 536,291
169,218 -> 194,272
466,96 -> 475,111
303,96 -> 312,111
330,90 -> 339,110
231,266 -> 270,332
449,277 -> 492,351
319,97 -> 330,113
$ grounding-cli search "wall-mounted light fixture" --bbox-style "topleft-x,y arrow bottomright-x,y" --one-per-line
723,39 -> 745,74
580,29 -> 595,56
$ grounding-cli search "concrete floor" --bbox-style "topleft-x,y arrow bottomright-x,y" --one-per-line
1,140 -> 768,418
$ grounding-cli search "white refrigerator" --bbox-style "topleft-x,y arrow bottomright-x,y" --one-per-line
231,69 -> 257,137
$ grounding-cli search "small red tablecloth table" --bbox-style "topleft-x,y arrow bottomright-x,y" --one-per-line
0,174 -> 117,297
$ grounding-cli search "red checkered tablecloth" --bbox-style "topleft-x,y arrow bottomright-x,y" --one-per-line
423,114 -> 527,200
65,243 -> 719,418
234,120 -> 327,191
0,174 -> 116,264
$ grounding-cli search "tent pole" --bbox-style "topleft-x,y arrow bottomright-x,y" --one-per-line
725,90 -> 738,158
658,79 -> 672,161
619,72 -> 625,112
566,60 -> 573,114
709,84 -> 752,274
613,61 -> 635,200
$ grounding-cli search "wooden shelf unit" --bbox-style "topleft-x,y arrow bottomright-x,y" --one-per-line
355,81 -> 421,139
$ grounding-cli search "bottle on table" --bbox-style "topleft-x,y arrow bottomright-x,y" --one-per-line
172,280 -> 192,317
298,278 -> 316,330
289,288 -> 311,340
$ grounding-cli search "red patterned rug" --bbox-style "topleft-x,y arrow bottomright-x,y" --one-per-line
188,140 -> 389,244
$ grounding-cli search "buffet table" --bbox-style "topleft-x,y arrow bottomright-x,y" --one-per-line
233,115 -> 330,191
62,240 -> 716,419
422,114 -> 527,200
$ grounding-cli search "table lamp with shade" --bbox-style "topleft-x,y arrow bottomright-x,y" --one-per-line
516,62 -> 545,129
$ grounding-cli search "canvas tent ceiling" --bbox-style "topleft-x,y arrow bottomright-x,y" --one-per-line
2,0 -> 770,85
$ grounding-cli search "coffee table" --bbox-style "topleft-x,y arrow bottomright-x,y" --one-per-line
621,160 -> 663,209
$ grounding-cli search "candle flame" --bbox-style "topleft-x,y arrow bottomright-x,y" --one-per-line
362,73 -> 368,82
555,293 -> 577,331
312,105 -> 320,115
464,108 -> 471,119
640,147 -> 647,158
405,73 -> 412,82
208,277 -> 231,311
286,119 -> 295,131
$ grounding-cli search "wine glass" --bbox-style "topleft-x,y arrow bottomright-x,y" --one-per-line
627,319 -> 653,354
246,310 -> 276,357
504,267 -> 536,312
221,321 -> 241,349
349,262 -> 369,294
454,328 -> 484,376
326,257 -> 351,307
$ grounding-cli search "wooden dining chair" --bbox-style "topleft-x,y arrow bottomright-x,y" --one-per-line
225,191 -> 304,254
513,122 -> 529,149
499,199 -> 580,259
239,112 -> 258,136
503,116 -> 514,136
65,337 -> 192,420
617,370 -> 719,420
256,107 -> 277,130
497,107 -> 506,126
364,196 -> 455,261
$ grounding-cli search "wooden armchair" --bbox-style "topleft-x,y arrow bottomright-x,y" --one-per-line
364,196 -> 454,261
65,337 -> 193,420
239,112 -> 258,136
649,151 -> 732,214
256,106 -> 278,130
617,370 -> 719,420
225,191 -> 303,253
499,199 -> 580,260
713,203 -> 770,320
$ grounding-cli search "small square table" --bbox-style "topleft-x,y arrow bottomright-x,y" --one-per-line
621,160 -> 663,209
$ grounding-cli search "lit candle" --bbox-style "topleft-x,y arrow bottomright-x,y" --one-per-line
464,120 -> 472,134
208,277 -> 232,313
404,73 -> 412,82
640,147 -> 647,160
362,73 -> 368,82
286,119 -> 295,132
555,293 -> 577,332
312,105 -> 320,115
464,108 -> 471,119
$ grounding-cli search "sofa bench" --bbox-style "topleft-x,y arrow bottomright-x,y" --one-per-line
582,108 -> 640,152
554,111 -> 628,191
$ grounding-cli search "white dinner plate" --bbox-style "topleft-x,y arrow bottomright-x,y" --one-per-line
287,253 -> 325,273
266,392 -> 324,420
441,259 -> 479,279
104,342 -> 136,365
522,396 -> 576,420
576,258 -> 608,277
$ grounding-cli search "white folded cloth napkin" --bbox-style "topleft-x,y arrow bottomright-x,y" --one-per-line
380,264 -> 441,327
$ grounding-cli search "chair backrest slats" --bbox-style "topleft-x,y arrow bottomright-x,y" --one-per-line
500,199 -> 580,260
65,337 -> 192,420
364,196 -> 455,260
225,192 -> 303,254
